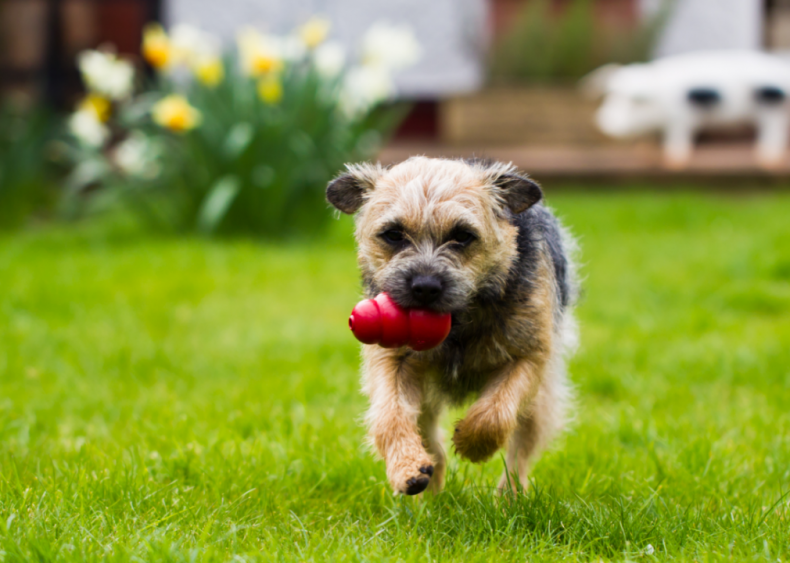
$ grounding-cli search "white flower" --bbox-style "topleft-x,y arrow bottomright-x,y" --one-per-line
313,41 -> 346,78
78,50 -> 135,100
237,27 -> 310,76
645,544 -> 655,555
114,134 -> 160,179
170,23 -> 222,67
69,108 -> 109,147
340,65 -> 394,117
299,16 -> 331,49
361,22 -> 421,71
281,34 -> 308,62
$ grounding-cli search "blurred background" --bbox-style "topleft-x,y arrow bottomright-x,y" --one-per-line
2,0 -> 790,235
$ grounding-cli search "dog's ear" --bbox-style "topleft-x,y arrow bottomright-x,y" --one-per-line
494,173 -> 543,214
467,159 -> 543,214
326,163 -> 383,214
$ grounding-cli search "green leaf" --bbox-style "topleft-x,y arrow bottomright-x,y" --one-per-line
253,165 -> 275,189
197,175 -> 240,234
224,122 -> 255,159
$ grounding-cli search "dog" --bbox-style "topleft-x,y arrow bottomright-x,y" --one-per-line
326,157 -> 578,495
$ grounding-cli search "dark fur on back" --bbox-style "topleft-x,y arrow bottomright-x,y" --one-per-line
378,202 -> 575,403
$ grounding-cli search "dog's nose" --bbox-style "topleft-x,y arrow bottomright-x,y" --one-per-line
410,275 -> 443,305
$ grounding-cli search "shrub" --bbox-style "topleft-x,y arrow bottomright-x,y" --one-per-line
490,0 -> 667,84
64,19 -> 420,238
0,103 -> 58,230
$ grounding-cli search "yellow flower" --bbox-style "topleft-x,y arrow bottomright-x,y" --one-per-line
299,17 -> 330,49
238,28 -> 285,77
257,76 -> 283,104
194,57 -> 224,87
152,94 -> 202,133
252,54 -> 283,76
79,94 -> 112,123
142,23 -> 172,70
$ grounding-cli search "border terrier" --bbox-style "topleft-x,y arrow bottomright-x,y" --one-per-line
327,157 -> 578,495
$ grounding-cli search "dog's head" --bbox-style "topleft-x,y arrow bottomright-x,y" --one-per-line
326,157 -> 542,314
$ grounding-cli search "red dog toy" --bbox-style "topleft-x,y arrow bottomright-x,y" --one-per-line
349,293 -> 452,351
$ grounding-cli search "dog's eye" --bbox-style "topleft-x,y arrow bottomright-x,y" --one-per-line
449,229 -> 476,246
381,229 -> 405,244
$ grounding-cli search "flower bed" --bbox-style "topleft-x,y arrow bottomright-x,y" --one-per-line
63,18 -> 420,238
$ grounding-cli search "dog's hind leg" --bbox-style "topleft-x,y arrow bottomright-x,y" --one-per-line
497,364 -> 571,494
498,414 -> 539,494
417,395 -> 446,494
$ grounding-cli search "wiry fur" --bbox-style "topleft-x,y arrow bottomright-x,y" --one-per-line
327,157 -> 579,495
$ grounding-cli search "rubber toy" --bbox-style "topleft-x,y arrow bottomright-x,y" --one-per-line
348,293 -> 452,351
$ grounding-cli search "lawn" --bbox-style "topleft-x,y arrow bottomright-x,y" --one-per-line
1,191 -> 789,561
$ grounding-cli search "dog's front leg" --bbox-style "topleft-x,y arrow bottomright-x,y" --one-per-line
363,348 -> 435,495
452,358 -> 542,464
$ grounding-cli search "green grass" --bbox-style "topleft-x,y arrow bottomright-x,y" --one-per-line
1,192 -> 789,561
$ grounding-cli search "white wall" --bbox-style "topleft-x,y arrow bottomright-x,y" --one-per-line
640,0 -> 763,57
165,0 -> 487,97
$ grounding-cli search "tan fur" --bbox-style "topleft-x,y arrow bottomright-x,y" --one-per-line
417,392 -> 447,493
337,157 -> 577,495
363,347 -> 436,494
355,159 -> 520,301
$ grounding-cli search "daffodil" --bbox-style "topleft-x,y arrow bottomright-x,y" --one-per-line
152,95 -> 202,133
361,22 -> 421,71
69,109 -> 109,147
253,55 -> 283,75
313,41 -> 346,78
238,28 -> 285,77
257,75 -> 283,105
340,65 -> 394,117
145,23 -> 224,89
79,94 -> 112,123
78,50 -> 135,100
194,57 -> 224,87
142,24 -> 172,70
299,17 -> 330,49
114,133 -> 161,179
171,24 -> 222,68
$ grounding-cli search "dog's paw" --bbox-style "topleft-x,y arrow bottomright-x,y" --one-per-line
452,410 -> 510,463
387,454 -> 435,495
